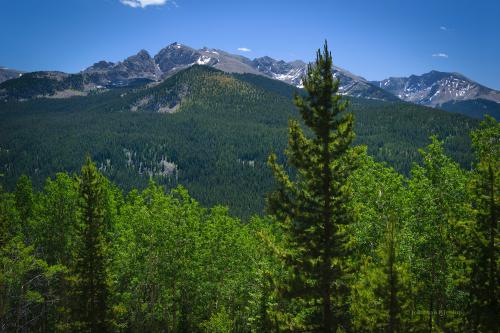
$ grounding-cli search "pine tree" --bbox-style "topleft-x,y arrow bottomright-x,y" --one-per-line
267,41 -> 362,332
72,157 -> 110,332
469,116 -> 499,332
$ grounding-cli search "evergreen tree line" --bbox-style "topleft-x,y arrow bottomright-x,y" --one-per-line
0,43 -> 498,332
1,63 -> 476,220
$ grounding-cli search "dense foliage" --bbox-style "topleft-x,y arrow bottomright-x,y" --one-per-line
0,116 -> 497,332
0,66 -> 477,219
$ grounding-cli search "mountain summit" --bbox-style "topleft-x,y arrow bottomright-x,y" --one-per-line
83,49 -> 161,86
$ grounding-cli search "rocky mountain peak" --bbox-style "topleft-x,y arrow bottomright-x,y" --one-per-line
82,49 -> 159,86
86,60 -> 115,72
373,70 -> 500,107
135,49 -> 152,59
154,43 -> 200,73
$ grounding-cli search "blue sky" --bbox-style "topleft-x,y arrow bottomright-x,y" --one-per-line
1,0 -> 499,89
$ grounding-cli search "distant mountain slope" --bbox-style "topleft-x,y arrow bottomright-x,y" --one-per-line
83,49 -> 161,86
0,65 -> 477,217
0,71 -> 88,101
139,42 -> 396,100
251,56 -> 306,85
0,67 -> 23,84
334,67 -> 399,101
247,55 -> 397,100
373,70 -> 500,107
439,98 -> 500,120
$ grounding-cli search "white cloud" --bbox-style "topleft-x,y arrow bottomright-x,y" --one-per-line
120,0 -> 168,8
432,53 -> 449,58
237,47 -> 251,52
440,26 -> 453,32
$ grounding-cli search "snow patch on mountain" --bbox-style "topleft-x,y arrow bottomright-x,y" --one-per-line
197,56 -> 212,65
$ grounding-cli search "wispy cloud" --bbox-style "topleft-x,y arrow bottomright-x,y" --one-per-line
432,53 -> 449,58
439,26 -> 454,32
120,0 -> 168,8
237,47 -> 251,52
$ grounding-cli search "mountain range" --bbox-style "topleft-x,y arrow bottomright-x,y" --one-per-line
0,64 -> 478,217
372,71 -> 500,107
79,42 -> 397,101
1,42 -> 499,118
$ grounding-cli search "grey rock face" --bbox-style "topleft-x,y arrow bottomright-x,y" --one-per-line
122,50 -> 161,79
252,56 -> 306,86
154,43 -> 204,74
86,61 -> 114,71
0,67 -> 23,84
83,50 -> 160,86
332,67 -> 396,100
199,48 -> 260,75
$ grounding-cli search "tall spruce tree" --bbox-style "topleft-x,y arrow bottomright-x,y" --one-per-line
469,116 -> 499,332
267,41 -> 362,332
72,157 -> 110,332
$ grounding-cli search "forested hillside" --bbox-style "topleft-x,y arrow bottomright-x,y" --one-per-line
1,42 -> 498,332
440,98 -> 500,120
0,66 -> 477,218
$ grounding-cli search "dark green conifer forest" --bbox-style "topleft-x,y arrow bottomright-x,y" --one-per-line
0,65 -> 476,219
0,43 -> 498,332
